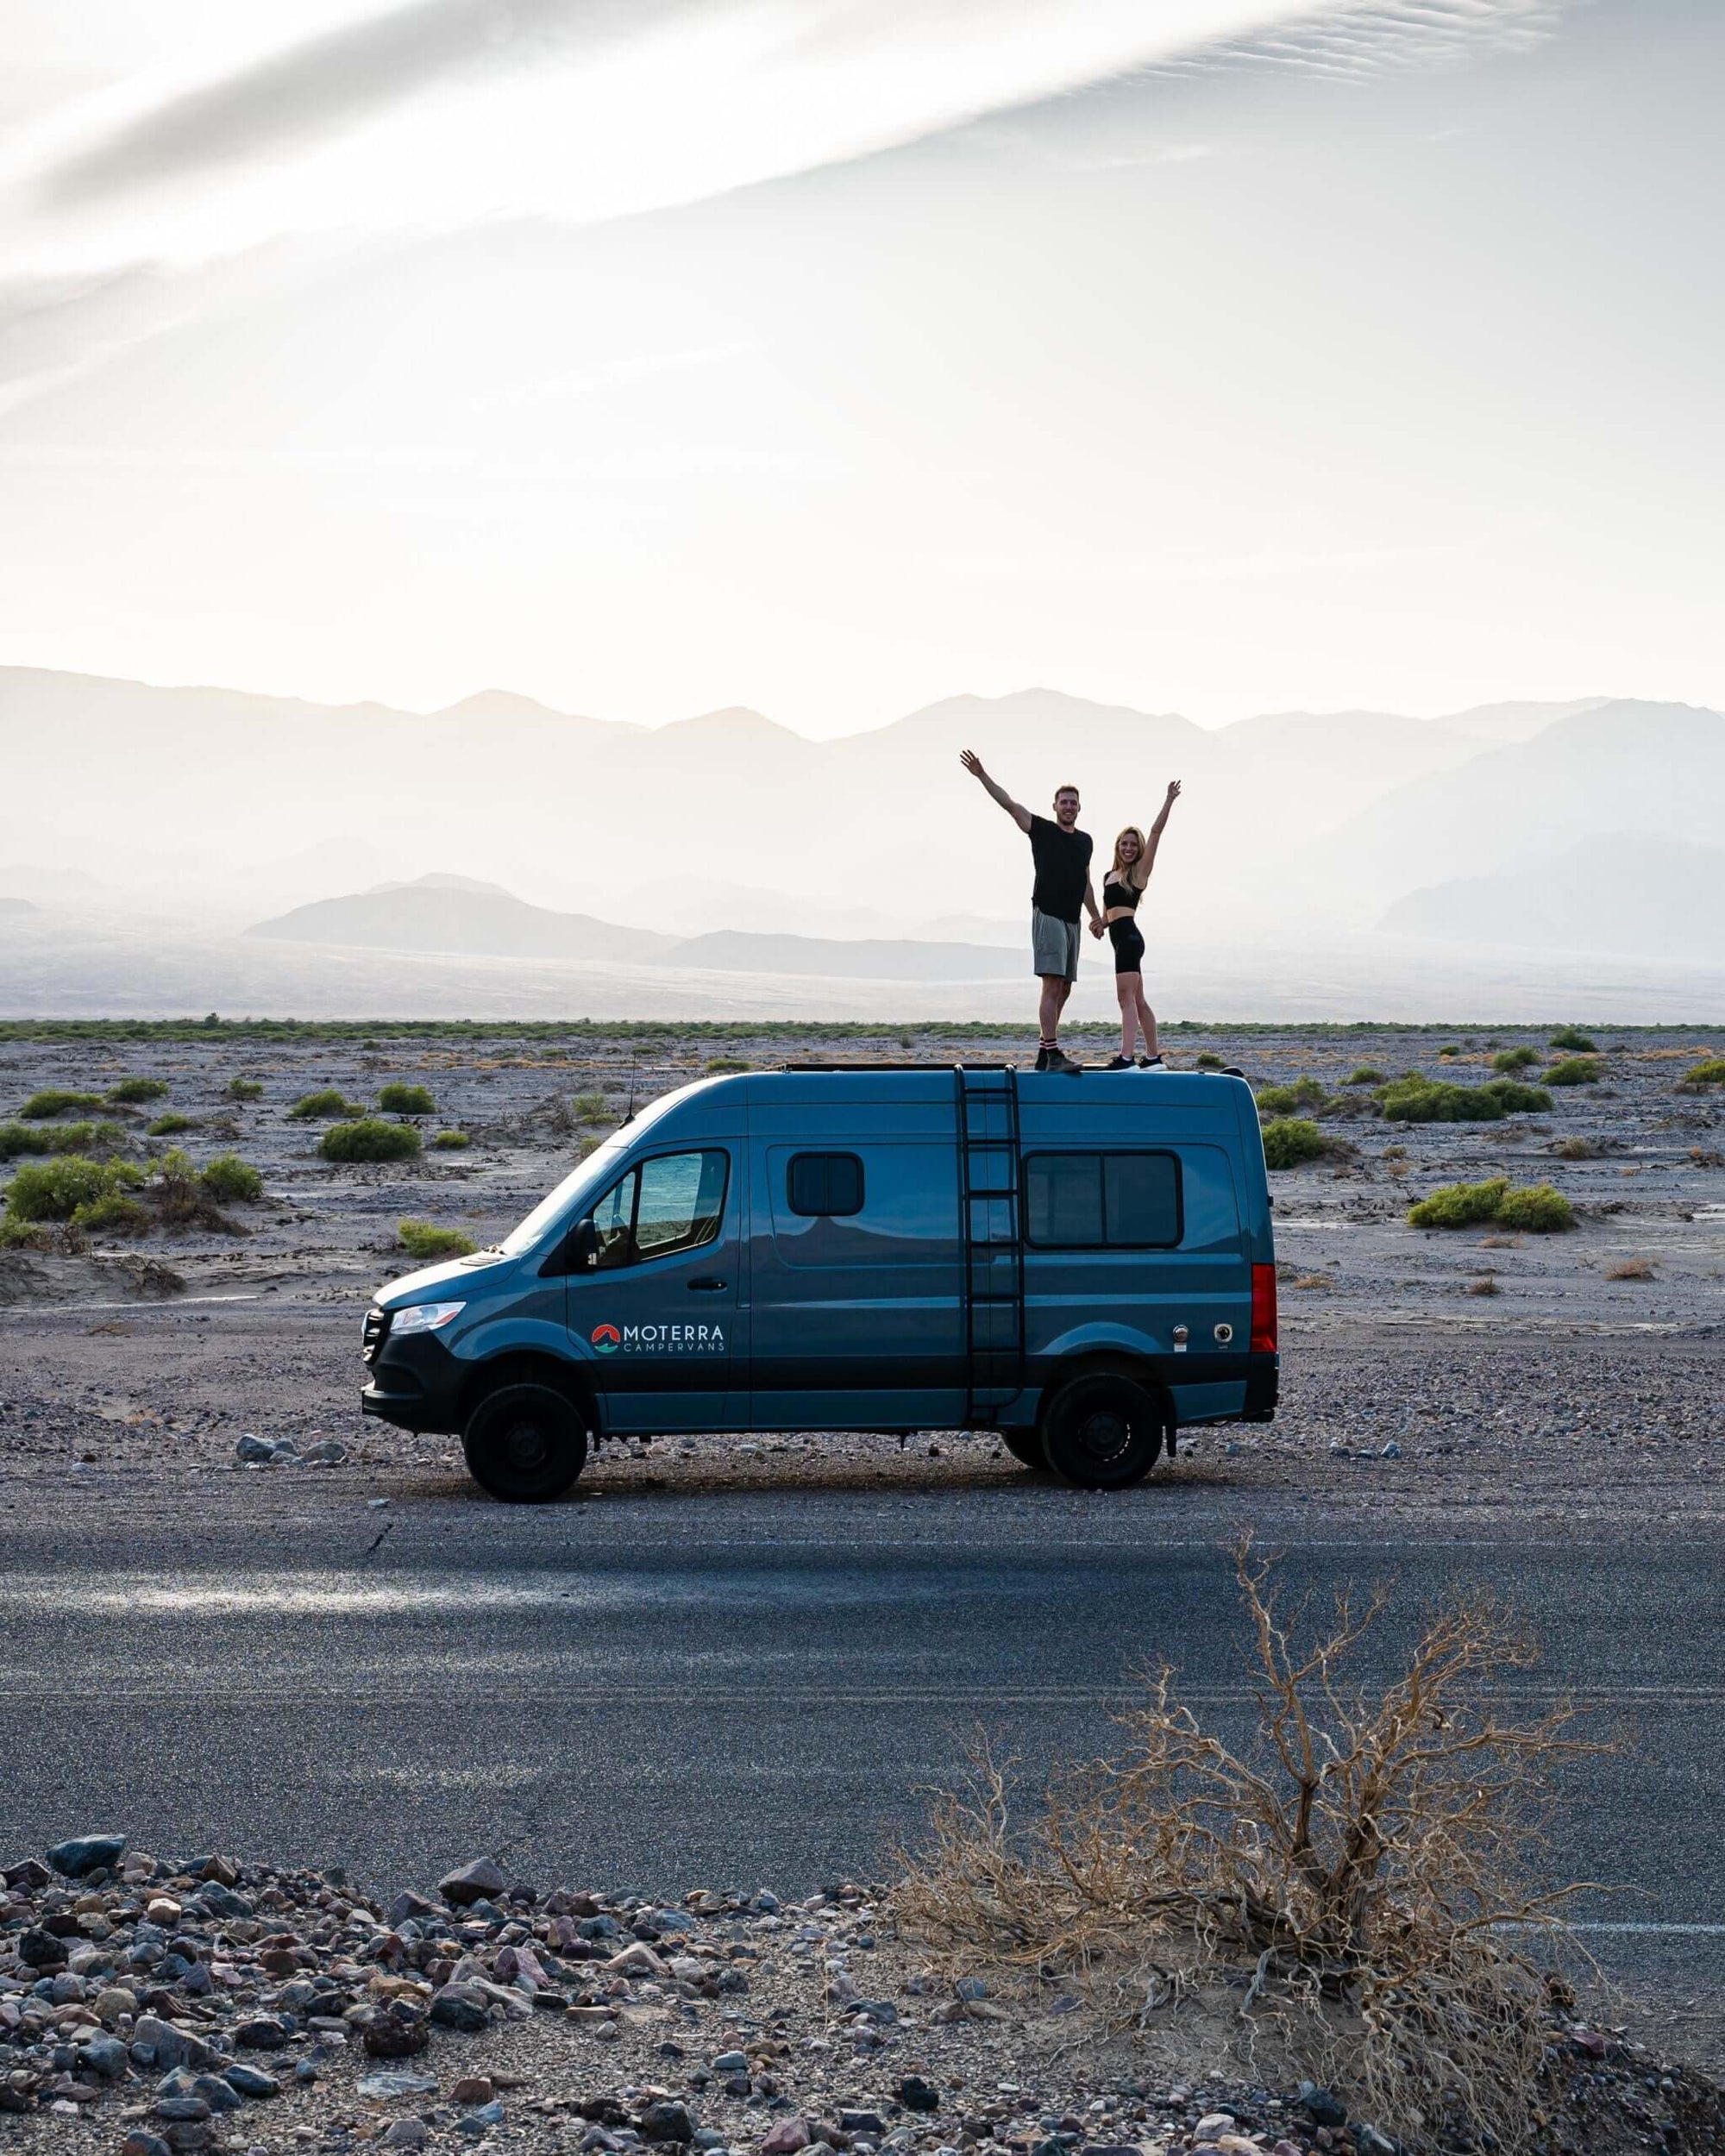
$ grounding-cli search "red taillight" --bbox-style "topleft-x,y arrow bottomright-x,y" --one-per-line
1250,1262 -> 1277,1354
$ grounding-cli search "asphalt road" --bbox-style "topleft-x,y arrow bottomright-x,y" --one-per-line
3,1490 -> 1722,2037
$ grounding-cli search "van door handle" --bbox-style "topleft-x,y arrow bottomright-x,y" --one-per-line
687,1276 -> 728,1291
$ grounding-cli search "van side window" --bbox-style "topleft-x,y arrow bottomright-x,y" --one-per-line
787,1152 -> 865,1218
588,1150 -> 729,1268
1025,1151 -> 1181,1249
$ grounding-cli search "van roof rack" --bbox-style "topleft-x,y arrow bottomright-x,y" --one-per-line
778,1059 -> 1020,1073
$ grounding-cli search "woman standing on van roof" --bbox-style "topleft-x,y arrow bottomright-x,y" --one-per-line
1092,779 -> 1181,1069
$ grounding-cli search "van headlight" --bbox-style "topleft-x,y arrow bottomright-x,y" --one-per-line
391,1300 -> 466,1337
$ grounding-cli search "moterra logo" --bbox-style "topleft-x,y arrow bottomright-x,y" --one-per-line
590,1323 -> 621,1354
589,1319 -> 725,1355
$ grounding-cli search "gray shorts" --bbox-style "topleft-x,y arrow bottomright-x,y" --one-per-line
1032,907 -> 1082,981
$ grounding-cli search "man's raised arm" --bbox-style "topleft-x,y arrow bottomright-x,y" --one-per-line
959,749 -> 1032,834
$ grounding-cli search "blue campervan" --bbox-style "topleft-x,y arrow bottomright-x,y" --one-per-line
360,1063 -> 1277,1499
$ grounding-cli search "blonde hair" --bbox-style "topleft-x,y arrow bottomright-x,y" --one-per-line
1110,825 -> 1147,883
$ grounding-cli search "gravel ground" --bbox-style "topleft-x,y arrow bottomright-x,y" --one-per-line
3,1839 -> 1720,2156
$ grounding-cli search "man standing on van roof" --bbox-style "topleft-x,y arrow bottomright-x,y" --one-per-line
960,749 -> 1100,1072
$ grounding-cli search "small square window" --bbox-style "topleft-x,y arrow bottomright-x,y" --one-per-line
787,1152 -> 865,1217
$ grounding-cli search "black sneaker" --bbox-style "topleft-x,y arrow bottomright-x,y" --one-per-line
1032,1046 -> 1051,1071
1104,1053 -> 1133,1069
1044,1046 -> 1081,1074
1137,1054 -> 1166,1069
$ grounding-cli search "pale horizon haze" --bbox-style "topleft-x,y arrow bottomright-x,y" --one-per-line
2,0 -> 1722,736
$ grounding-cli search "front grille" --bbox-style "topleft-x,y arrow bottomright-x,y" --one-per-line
361,1307 -> 390,1364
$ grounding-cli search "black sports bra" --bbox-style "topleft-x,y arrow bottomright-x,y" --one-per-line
1103,876 -> 1140,912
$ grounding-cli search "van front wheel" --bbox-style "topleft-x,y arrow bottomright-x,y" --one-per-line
463,1382 -> 587,1503
1041,1374 -> 1163,1490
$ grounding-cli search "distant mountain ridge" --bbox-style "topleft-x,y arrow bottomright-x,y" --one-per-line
245,877 -> 1027,981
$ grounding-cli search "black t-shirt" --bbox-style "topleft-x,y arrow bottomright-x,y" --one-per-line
1028,814 -> 1093,923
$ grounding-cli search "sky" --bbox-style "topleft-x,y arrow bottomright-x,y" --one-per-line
0,0 -> 1721,736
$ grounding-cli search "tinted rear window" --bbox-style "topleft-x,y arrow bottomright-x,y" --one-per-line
1026,1150 -> 1181,1248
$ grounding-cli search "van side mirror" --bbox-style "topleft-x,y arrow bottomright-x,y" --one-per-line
566,1216 -> 600,1270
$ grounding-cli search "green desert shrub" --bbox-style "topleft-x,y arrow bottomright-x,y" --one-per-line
1344,1064 -> 1386,1087
19,1088 -> 104,1120
1549,1026 -> 1597,1054
318,1118 -> 422,1163
0,1119 -> 126,1160
289,1087 -> 361,1120
431,1129 -> 471,1150
1194,1051 -> 1226,1071
572,1090 -> 609,1123
1436,1044 -> 1461,1059
0,1123 -> 50,1161
1261,1118 -> 1327,1169
1493,1181 -> 1575,1232
1681,1056 -> 1725,1086
1257,1076 -> 1328,1118
705,1056 -> 751,1075
1545,1057 -> 1601,1087
201,1151 -> 265,1202
1491,1047 -> 1539,1073
1378,1076 -> 1506,1124
108,1075 -> 168,1104
1408,1175 -> 1574,1232
1408,1178 -> 1510,1229
1481,1079 -> 1552,1113
77,1193 -> 150,1236
377,1081 -> 436,1116
2,1154 -> 144,1225
225,1076 -> 265,1101
147,1112 -> 198,1138
398,1218 -> 477,1261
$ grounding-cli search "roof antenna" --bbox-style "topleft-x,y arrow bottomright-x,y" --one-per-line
623,1061 -> 638,1125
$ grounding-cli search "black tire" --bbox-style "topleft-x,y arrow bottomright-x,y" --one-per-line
462,1382 -> 587,1503
1040,1373 -> 1164,1490
1000,1429 -> 1049,1470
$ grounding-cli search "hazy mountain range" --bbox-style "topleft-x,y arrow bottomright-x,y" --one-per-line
2,667 -> 1720,1016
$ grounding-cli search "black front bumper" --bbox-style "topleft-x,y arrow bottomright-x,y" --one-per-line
361,1325 -> 463,1434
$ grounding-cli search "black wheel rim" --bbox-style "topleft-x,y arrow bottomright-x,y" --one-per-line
501,1419 -> 551,1474
1076,1408 -> 1132,1463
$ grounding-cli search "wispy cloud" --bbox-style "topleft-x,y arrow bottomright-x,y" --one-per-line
0,0 -> 1558,274
1143,0 -> 1565,82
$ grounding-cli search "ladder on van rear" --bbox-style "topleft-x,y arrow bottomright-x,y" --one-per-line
955,1067 -> 1025,1422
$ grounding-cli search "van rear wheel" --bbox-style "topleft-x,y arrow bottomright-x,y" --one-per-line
1041,1374 -> 1163,1490
462,1382 -> 587,1503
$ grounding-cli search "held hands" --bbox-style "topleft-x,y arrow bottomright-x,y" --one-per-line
1088,918 -> 1106,939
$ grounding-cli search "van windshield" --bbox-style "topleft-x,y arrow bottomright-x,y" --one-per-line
499,1132 -> 631,1257
496,1084 -> 697,1257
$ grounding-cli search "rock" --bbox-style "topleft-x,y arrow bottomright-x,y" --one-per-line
302,1440 -> 349,1467
233,2017 -> 292,2050
1298,2086 -> 1347,2131
452,2078 -> 496,2107
384,2122 -> 430,2149
78,2034 -> 130,2079
199,1855 -> 239,1886
363,2010 -> 430,2059
1570,2027 -> 1608,2059
191,1882 -> 252,1920
1356,2129 -> 1396,2156
190,2076 -> 243,2115
473,2102 -> 505,2126
752,1890 -> 780,1913
386,1891 -> 440,1930
155,2096 -> 214,2122
641,2100 -> 698,2143
954,1976 -> 988,2001
3,1857 -> 51,1890
123,2134 -> 174,2156
897,2078 -> 941,2115
761,2121 -> 811,2154
223,2066 -> 281,2099
429,1984 -> 492,2033
712,2054 -> 748,2076
19,1926 -> 67,1968
94,1983 -> 140,2022
839,2116 -> 886,2138
439,1858 -> 507,1908
165,2124 -> 213,2153
133,2017 -> 215,2071
1195,2118 -> 1236,2138
603,1941 -> 667,1977
358,2071 -> 439,2100
47,1832 -> 127,1878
